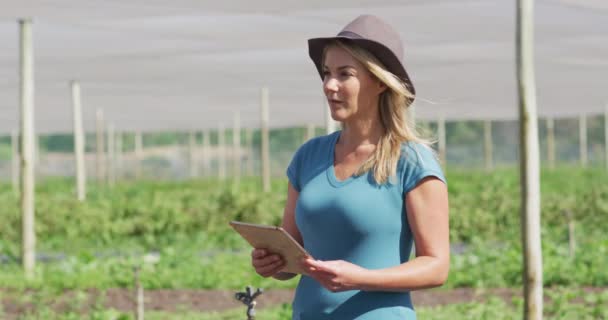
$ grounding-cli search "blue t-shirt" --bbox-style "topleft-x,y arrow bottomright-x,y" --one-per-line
286,131 -> 446,320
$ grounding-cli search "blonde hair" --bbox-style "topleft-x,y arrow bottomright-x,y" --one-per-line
323,40 -> 434,184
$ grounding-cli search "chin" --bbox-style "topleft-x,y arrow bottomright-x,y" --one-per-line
331,111 -> 349,122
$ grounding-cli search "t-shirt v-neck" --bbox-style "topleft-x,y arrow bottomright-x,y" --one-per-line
327,131 -> 375,188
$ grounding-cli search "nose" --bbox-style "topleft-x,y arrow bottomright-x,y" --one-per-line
323,76 -> 339,94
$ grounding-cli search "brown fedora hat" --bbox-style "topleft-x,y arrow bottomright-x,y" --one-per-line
308,14 -> 415,98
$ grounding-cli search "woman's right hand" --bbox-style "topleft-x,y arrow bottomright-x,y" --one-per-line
251,248 -> 285,278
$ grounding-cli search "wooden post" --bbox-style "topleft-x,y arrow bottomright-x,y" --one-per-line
71,81 -> 86,201
246,128 -> 254,177
134,266 -> 144,320
202,130 -> 210,177
107,123 -> 115,186
233,111 -> 241,187
408,104 -> 416,127
605,104 -> 608,171
199,131 -> 205,177
19,18 -> 36,278
546,118 -> 555,169
484,120 -> 493,171
11,130 -> 19,194
419,120 -> 431,138
438,116 -> 446,168
517,0 -> 543,318
95,108 -> 105,183
134,131 -> 143,180
116,131 -> 123,180
188,131 -> 197,179
218,124 -> 226,180
579,114 -> 587,167
305,123 -> 315,143
261,87 -> 270,192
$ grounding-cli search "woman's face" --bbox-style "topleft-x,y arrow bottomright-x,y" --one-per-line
322,45 -> 384,123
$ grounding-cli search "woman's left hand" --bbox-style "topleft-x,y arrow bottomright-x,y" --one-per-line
300,257 -> 370,292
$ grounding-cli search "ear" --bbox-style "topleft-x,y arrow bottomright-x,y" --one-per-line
376,80 -> 388,95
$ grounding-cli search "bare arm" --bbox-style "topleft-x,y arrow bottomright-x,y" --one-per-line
302,176 -> 449,292
252,182 -> 303,281
362,176 -> 450,291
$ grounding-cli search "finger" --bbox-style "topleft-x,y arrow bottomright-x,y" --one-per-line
304,259 -> 335,274
328,285 -> 344,293
305,269 -> 335,284
256,256 -> 282,271
251,249 -> 267,259
311,274 -> 341,291
253,253 -> 281,265
259,266 -> 284,278
300,260 -> 332,277
304,267 -> 334,278
316,272 -> 337,283
257,260 -> 285,277
252,254 -> 282,268
301,257 -> 323,269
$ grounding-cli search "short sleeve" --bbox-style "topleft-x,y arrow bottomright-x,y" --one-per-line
400,143 -> 447,195
286,144 -> 305,192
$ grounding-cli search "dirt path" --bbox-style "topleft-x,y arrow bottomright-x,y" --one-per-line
2,287 -> 605,318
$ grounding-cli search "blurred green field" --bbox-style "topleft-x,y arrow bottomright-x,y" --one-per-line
0,167 -> 607,317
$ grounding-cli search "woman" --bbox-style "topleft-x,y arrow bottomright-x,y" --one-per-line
251,14 -> 449,319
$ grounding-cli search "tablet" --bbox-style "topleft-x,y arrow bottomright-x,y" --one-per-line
229,221 -> 311,275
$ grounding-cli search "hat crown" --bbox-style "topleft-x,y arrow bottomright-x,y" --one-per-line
338,15 -> 404,62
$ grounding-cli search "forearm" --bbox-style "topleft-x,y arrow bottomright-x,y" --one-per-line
360,256 -> 449,292
272,271 -> 297,281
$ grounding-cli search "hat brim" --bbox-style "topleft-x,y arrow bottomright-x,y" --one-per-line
307,36 -> 415,98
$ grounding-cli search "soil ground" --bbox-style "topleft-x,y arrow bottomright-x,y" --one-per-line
2,287 -> 605,319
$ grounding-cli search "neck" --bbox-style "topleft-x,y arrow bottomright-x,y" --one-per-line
339,116 -> 384,149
